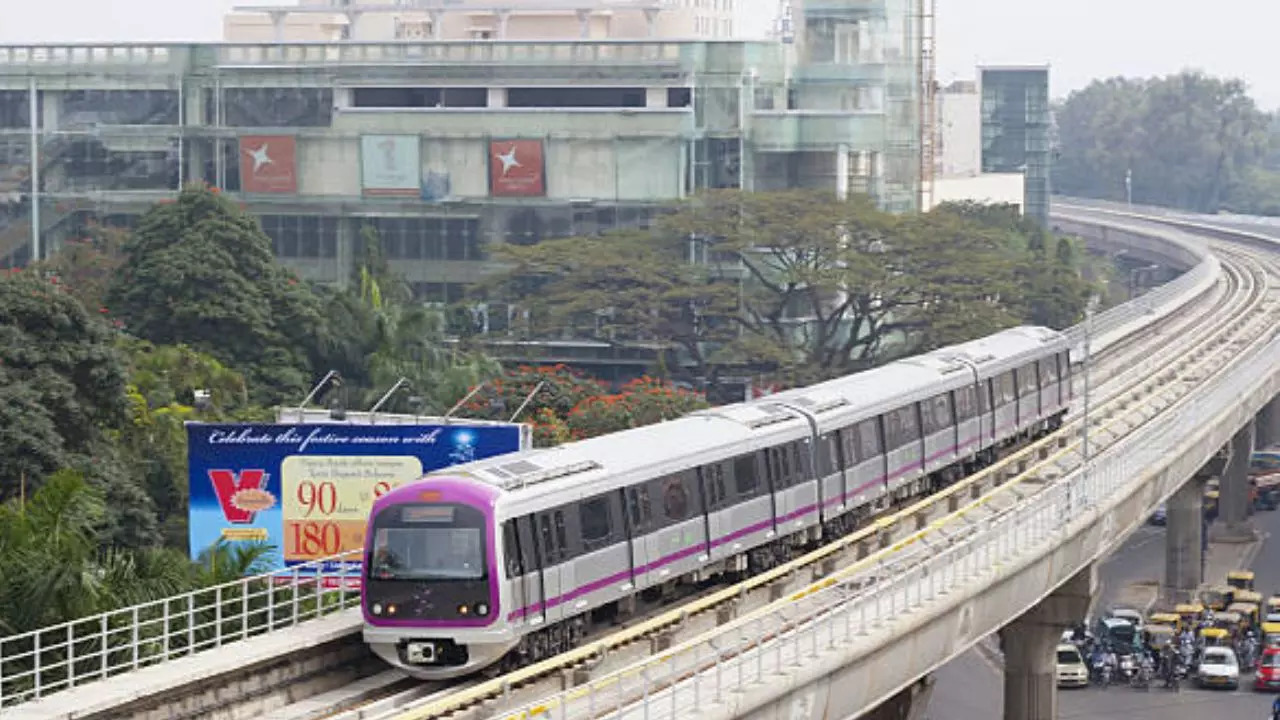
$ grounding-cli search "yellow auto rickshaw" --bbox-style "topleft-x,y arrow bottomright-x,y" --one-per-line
1176,602 -> 1205,628
1145,624 -> 1177,652
1228,570 -> 1256,592
1202,584 -> 1235,611
1150,612 -> 1183,634
1201,626 -> 1231,647
1229,601 -> 1261,630
1236,589 -> 1263,607
1267,596 -> 1280,615
1262,621 -> 1280,648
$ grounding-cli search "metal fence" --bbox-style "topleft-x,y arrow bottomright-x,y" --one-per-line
498,302 -> 1280,720
0,550 -> 363,707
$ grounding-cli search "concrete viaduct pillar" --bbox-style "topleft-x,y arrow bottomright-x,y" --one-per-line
1213,419 -> 1257,543
999,564 -> 1096,720
1164,475 -> 1206,604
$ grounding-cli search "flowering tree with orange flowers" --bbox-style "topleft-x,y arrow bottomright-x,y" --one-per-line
451,367 -> 709,446
455,364 -> 605,424
565,376 -> 709,441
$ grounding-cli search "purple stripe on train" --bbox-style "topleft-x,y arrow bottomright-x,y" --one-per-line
502,432 -> 1015,622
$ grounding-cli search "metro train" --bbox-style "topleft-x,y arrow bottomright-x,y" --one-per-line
361,326 -> 1074,679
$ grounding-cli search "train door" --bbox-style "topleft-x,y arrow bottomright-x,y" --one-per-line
517,516 -> 544,625
698,463 -> 729,557
626,485 -> 655,590
549,509 -> 577,615
536,512 -> 564,624
506,518 -> 543,626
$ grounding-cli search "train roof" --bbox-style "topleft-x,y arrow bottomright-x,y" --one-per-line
418,326 -> 1069,509
430,400 -> 812,509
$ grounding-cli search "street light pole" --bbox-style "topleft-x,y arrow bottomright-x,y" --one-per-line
1125,168 -> 1133,207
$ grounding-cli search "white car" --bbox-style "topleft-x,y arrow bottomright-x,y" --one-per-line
1109,607 -> 1145,635
1197,646 -> 1240,689
1055,644 -> 1089,688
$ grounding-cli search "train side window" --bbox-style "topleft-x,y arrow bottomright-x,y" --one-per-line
978,380 -> 992,412
954,387 -> 974,421
516,515 -> 539,575
934,394 -> 953,428
857,419 -> 881,459
539,514 -> 555,562
841,425 -> 859,464
734,454 -> 758,496
503,521 -> 523,578
627,486 -> 653,531
1040,357 -> 1058,385
822,432 -> 840,474
579,496 -> 612,549
714,464 -> 727,502
779,446 -> 793,485
661,475 -> 691,521
794,442 -> 810,481
895,405 -> 920,445
553,510 -> 568,555
999,372 -> 1017,404
1018,364 -> 1039,395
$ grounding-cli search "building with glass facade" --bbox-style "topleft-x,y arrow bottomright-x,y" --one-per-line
979,65 -> 1049,226
0,7 -> 921,303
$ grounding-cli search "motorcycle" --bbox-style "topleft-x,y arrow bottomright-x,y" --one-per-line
1164,663 -> 1184,692
1093,659 -> 1113,688
1131,663 -> 1153,690
1117,653 -> 1137,682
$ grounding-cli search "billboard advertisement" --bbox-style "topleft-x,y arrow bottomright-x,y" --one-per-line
239,135 -> 297,194
489,138 -> 546,197
361,134 -> 421,196
187,422 -> 524,573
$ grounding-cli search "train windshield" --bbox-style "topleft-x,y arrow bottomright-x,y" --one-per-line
368,503 -> 486,581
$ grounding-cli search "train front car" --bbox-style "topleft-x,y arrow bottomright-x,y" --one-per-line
361,476 -> 515,679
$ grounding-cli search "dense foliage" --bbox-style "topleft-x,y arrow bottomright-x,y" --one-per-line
1054,71 -> 1277,214
482,191 -> 1095,389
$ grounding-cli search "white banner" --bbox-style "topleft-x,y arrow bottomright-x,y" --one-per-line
361,134 -> 421,196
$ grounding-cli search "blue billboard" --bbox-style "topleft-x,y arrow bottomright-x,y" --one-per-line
187,422 -> 523,572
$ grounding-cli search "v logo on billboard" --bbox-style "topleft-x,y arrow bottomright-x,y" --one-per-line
209,469 -> 268,524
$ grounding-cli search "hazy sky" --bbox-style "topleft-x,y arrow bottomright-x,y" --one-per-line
2,0 -> 1278,109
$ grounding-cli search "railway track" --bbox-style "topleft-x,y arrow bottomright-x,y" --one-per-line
288,229 -> 1263,720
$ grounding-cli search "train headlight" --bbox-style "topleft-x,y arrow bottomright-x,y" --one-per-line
387,604 -> 397,615
475,603 -> 489,617
457,604 -> 470,615
372,603 -> 383,615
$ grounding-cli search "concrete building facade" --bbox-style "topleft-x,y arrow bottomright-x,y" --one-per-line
0,0 -> 922,299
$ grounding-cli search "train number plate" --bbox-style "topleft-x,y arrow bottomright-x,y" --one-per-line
405,642 -> 437,664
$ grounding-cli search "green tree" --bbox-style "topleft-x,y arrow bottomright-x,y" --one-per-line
1055,72 -> 1271,212
0,269 -> 130,501
932,201 -> 1095,329
115,339 -> 258,548
477,228 -> 740,385
0,470 -> 190,634
35,223 -> 129,314
106,184 -> 329,405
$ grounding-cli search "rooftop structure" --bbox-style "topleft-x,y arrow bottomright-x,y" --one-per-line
223,0 -> 737,43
